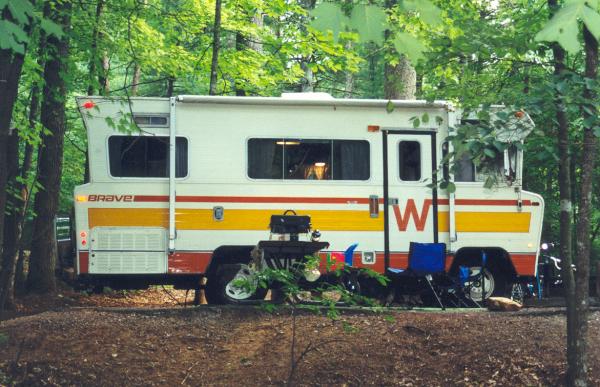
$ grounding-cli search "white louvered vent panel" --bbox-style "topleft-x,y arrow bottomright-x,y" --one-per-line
91,227 -> 166,251
89,252 -> 165,274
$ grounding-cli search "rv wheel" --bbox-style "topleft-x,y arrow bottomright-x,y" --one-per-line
205,264 -> 267,304
463,267 -> 507,302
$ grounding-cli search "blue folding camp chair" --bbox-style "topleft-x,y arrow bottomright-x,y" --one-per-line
344,243 -> 359,267
341,243 -> 360,293
388,242 -> 447,309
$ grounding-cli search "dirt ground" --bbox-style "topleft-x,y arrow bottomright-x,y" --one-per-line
1,288 -> 600,386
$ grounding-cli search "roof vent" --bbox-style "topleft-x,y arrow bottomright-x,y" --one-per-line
281,92 -> 335,100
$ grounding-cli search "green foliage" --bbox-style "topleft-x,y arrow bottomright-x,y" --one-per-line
350,5 -> 387,43
535,0 -> 600,53
309,1 -> 442,64
0,0 -> 63,53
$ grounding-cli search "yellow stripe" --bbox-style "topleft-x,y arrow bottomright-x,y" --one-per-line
88,208 -> 531,233
88,208 -> 384,231
456,211 -> 530,233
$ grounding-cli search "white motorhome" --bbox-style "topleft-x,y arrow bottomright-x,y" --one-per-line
73,93 -> 544,303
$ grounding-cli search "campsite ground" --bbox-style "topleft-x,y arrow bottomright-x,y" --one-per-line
1,288 -> 599,386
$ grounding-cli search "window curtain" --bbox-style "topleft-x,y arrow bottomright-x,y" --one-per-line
336,141 -> 369,180
248,139 -> 281,179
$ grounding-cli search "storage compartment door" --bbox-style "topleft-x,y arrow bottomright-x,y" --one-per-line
89,227 -> 167,274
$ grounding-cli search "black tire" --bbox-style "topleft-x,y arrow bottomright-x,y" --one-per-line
204,263 -> 267,304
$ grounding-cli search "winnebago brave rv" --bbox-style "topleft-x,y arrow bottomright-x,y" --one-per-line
73,94 -> 544,303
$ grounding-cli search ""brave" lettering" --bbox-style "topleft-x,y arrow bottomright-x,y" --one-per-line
88,194 -> 134,202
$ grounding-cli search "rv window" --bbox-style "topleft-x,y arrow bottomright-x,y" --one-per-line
454,154 -> 475,182
133,115 -> 169,127
108,136 -> 188,178
248,139 -> 369,180
398,141 -> 421,181
476,151 -> 504,182
247,138 -> 284,179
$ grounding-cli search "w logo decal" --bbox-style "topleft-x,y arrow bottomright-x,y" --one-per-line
392,199 -> 431,231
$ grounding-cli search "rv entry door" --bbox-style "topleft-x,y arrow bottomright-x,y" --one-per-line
382,129 -> 439,271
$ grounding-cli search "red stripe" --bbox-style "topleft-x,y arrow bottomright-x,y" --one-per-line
511,254 -> 537,276
168,252 -> 211,274
135,195 -> 372,204
133,195 -> 533,206
454,199 -> 532,206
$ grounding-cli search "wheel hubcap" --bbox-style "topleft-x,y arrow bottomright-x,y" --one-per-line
225,265 -> 258,300
464,267 -> 495,302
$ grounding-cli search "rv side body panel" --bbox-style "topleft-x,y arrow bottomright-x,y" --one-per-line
74,96 -> 544,284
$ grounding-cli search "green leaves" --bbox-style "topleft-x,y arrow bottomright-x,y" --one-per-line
309,1 -> 441,63
0,0 -> 62,54
309,3 -> 348,41
393,32 -> 425,63
535,0 -> 600,53
386,100 -> 395,113
310,4 -> 386,44
0,19 -> 28,53
350,5 -> 386,44
40,19 -> 64,38
6,0 -> 35,24
401,0 -> 442,25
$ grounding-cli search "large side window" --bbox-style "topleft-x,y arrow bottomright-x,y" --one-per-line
398,141 -> 421,181
248,138 -> 370,181
108,136 -> 188,178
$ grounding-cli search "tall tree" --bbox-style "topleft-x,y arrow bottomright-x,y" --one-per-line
0,4 -> 31,263
0,130 -> 21,311
0,46 -> 43,309
27,0 -> 72,294
383,0 -> 416,100
209,0 -> 222,95
86,0 -> 105,96
535,0 -> 600,384
547,1 -> 578,384
568,23 -> 599,387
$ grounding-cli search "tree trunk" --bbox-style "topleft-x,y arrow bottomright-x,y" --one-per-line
0,44 -> 26,258
99,53 -> 110,95
1,83 -> 39,305
131,63 -> 141,96
596,261 -> 600,300
27,0 -> 72,294
0,130 -> 21,311
384,54 -> 417,100
166,76 -> 175,97
13,70 -> 42,294
209,0 -> 222,95
567,25 -> 598,387
344,41 -> 354,98
547,1 -> 578,384
235,32 -> 247,96
87,0 -> 105,96
383,0 -> 416,100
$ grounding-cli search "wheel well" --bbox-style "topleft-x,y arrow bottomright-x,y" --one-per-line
205,245 -> 255,276
450,248 -> 517,281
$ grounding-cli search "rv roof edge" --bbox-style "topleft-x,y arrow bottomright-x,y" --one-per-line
175,95 -> 450,109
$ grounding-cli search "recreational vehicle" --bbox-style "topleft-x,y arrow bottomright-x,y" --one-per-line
73,93 -> 544,303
